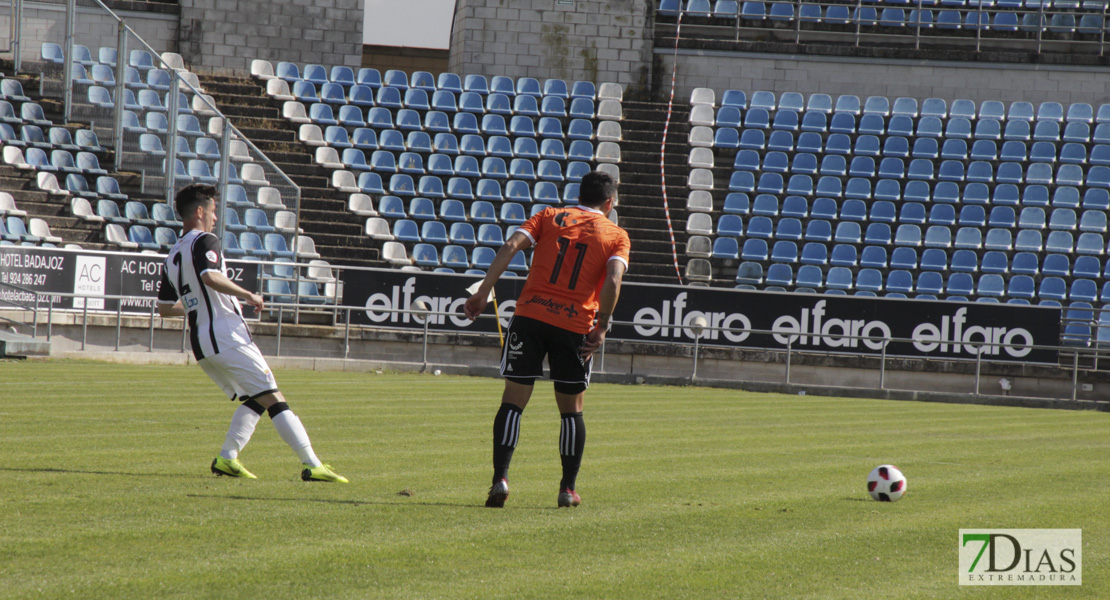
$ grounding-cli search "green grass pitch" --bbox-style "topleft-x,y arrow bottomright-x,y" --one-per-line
1,359 -> 1107,599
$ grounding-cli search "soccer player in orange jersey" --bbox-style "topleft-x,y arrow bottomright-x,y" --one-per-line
465,171 -> 630,508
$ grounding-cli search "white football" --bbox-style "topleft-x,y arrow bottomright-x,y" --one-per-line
867,464 -> 907,502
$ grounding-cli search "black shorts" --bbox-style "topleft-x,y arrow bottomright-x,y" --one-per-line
500,315 -> 592,389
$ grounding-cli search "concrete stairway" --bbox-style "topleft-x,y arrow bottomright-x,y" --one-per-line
617,100 -> 696,285
0,329 -> 50,357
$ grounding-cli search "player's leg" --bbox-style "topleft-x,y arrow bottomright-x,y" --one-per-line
554,385 -> 586,507
549,326 -> 593,507
488,317 -> 545,507
200,356 -> 260,478
492,380 -> 533,477
225,344 -> 348,483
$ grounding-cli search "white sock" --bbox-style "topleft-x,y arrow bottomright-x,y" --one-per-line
219,404 -> 262,460
271,410 -> 322,467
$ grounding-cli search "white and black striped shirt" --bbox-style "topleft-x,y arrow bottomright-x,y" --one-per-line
158,230 -> 252,360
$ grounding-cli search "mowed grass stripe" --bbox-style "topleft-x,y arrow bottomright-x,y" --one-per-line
1,360 -> 1107,599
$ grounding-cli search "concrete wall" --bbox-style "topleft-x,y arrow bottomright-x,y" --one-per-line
657,49 -> 1110,107
177,0 -> 364,76
2,0 -> 363,77
0,1 -> 179,61
449,0 -> 654,93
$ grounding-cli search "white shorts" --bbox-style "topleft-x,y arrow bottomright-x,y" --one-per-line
198,343 -> 279,401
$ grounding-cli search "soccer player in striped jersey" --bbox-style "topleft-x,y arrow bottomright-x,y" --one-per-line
157,184 -> 347,483
465,171 -> 630,508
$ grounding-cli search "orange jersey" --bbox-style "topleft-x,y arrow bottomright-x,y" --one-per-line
513,206 -> 631,333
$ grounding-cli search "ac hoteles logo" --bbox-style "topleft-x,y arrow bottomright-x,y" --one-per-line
959,529 -> 1081,586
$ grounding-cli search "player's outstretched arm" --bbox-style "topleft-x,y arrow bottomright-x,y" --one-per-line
201,270 -> 265,312
464,231 -> 533,319
158,300 -> 185,318
580,259 -> 626,360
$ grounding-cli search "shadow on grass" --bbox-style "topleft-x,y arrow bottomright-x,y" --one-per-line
185,493 -> 553,511
0,466 -> 205,478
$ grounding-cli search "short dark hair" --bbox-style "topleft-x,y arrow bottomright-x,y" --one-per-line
578,171 -> 617,207
174,183 -> 217,220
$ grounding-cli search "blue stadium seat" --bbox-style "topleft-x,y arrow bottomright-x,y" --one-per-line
1079,210 -> 1108,234
829,245 -> 857,267
499,181 -> 530,204
776,219 -> 803,242
800,243 -> 827,265
476,179 -> 503,202
899,202 -> 926,225
860,245 -> 888,268
1072,255 -> 1101,279
453,155 -> 479,178
944,272 -> 973,297
440,244 -> 470,269
477,223 -> 505,246
951,249 -> 978,273
471,246 -> 495,269
235,231 -> 267,259
1039,277 -> 1067,301
541,96 -> 567,118
751,194 -> 779,216
1024,186 -> 1050,207
449,222 -> 477,246
741,238 -> 768,261
856,268 -> 883,292
1045,231 -> 1074,253
976,251 -> 1007,275
395,108 -> 423,131
815,177 -> 842,198
244,208 -> 276,233
1042,254 -> 1071,277
801,112 -> 827,133
834,221 -> 861,244
888,247 -> 917,270
1003,275 -> 1034,300
263,233 -> 296,259
410,243 -> 440,267
408,197 -> 436,221
781,196 -> 808,218
347,128 -> 375,150
792,154 -> 818,176
894,224 -> 923,246
1014,229 -> 1043,252
916,248 -> 945,272
905,179 -> 932,204
990,227 -> 1016,250
804,220 -> 832,242
712,237 -> 740,260
724,193 -> 750,214
797,132 -> 822,154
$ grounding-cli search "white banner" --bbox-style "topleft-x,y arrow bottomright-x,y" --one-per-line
960,529 -> 1081,586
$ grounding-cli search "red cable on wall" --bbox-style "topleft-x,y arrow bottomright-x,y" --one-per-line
659,10 -> 685,285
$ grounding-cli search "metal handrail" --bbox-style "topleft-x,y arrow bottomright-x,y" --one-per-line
17,0 -> 304,297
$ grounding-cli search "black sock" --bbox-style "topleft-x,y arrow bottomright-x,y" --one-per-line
559,412 -> 585,491
492,403 -> 523,483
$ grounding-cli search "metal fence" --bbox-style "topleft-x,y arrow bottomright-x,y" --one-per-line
659,0 -> 1110,55
4,278 -> 1106,402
